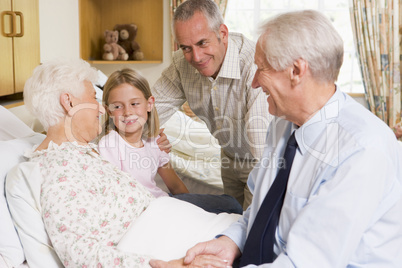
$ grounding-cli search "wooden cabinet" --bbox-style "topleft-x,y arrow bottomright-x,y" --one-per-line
0,0 -> 39,97
79,0 -> 163,64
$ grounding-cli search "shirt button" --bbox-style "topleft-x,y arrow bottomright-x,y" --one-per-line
215,107 -> 219,111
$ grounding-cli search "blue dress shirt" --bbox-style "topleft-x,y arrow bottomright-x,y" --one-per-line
222,88 -> 402,267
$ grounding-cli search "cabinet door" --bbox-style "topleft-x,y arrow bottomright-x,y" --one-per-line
13,0 -> 39,93
0,0 -> 15,96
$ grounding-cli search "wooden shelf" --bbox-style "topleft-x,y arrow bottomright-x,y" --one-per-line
79,0 -> 163,64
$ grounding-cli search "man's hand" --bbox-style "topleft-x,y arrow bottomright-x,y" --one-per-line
157,128 -> 172,153
184,236 -> 241,266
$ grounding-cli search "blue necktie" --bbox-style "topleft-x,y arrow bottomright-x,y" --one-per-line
240,132 -> 298,266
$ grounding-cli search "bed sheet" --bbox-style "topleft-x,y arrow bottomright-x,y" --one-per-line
0,256 -> 28,268
118,197 -> 240,261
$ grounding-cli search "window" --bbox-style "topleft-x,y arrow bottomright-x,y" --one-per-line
224,0 -> 364,94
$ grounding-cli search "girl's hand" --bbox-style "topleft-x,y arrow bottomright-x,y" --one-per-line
157,128 -> 172,153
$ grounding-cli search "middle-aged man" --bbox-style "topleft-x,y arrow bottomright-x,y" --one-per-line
150,9 -> 402,268
152,0 -> 271,210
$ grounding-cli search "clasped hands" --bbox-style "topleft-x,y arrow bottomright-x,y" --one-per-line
149,236 -> 241,268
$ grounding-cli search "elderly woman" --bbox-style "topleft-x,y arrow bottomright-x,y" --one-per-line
21,59 -> 239,268
23,59 -> 158,267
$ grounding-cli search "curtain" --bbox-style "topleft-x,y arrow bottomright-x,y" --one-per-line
349,0 -> 401,132
170,0 -> 229,51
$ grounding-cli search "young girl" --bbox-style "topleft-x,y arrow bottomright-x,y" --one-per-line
99,68 -> 243,214
98,68 -> 189,197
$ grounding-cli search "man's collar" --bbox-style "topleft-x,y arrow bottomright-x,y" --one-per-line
295,87 -> 345,155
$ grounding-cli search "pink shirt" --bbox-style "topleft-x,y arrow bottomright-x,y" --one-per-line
98,130 -> 170,197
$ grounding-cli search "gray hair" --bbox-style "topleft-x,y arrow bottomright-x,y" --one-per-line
172,0 -> 223,40
258,10 -> 344,83
23,59 -> 99,130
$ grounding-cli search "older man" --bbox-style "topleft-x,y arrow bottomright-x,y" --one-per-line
151,9 -> 402,268
152,0 -> 270,209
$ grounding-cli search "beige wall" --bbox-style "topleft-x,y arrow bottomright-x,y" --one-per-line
39,0 -> 172,87
38,0 -> 368,109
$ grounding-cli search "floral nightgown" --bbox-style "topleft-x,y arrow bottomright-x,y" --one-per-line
28,141 -> 155,267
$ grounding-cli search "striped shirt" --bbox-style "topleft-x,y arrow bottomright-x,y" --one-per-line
152,32 -> 271,160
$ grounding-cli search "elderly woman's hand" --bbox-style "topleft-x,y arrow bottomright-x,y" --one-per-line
150,255 -> 230,268
184,236 -> 240,267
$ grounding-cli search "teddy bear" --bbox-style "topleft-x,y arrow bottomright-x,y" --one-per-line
102,30 -> 129,61
113,24 -> 144,60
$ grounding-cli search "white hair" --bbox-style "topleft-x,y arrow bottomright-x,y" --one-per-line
23,59 -> 99,130
257,10 -> 344,83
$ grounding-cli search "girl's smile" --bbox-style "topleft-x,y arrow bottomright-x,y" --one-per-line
122,116 -> 139,125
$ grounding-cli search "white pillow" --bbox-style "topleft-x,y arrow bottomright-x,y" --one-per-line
0,133 -> 45,267
162,111 -> 221,159
162,111 -> 223,188
6,105 -> 45,134
6,162 -> 63,268
118,197 -> 241,261
0,105 -> 35,141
